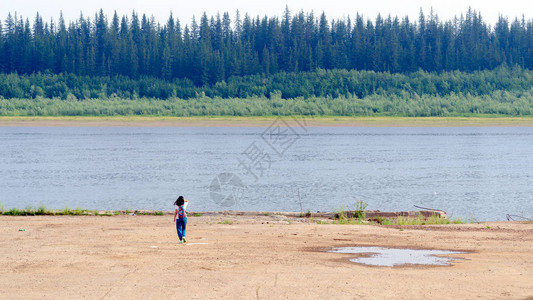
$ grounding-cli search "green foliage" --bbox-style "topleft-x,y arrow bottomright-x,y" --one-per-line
334,205 -> 369,224
51,207 -> 88,215
218,219 -> 233,225
315,220 -> 329,224
381,219 -> 393,225
332,211 -> 461,226
0,206 -> 131,216
426,214 -> 452,225
1,205 -> 50,216
354,200 -> 368,219
0,67 -> 532,117
72,208 -> 89,216
61,206 -> 71,215
394,213 -> 463,225
334,207 -> 346,220
4,208 -> 25,216
193,213 -> 203,217
334,201 -> 367,222
0,66 -> 532,102
396,215 -> 427,226
37,205 -> 48,215
333,217 -> 367,225
153,211 -> 164,216
372,216 -> 393,225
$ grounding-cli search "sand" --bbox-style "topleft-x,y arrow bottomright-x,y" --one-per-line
2,116 -> 533,127
1,215 -> 532,299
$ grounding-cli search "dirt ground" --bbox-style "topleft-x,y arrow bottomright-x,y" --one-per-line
1,215 -> 532,299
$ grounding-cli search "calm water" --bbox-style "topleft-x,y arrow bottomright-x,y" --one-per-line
1,125 -> 532,221
329,247 -> 466,267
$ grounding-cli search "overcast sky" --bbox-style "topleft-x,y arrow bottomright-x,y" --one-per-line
1,0 -> 532,26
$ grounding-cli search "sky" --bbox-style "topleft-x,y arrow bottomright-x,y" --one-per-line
1,0 -> 532,26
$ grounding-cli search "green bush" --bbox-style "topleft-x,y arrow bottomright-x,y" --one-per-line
0,67 -> 533,117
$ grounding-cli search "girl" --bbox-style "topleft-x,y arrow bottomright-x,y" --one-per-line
173,196 -> 189,244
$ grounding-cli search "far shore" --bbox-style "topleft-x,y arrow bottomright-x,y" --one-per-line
2,115 -> 533,127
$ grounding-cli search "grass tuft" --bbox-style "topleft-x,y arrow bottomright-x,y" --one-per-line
333,217 -> 368,225
61,206 -> 71,215
381,218 -> 393,225
333,201 -> 369,224
0,206 -> 167,217
334,206 -> 346,220
354,200 -> 368,219
332,210 -> 463,226
452,218 -> 464,224
37,205 -> 48,215
5,208 -> 24,216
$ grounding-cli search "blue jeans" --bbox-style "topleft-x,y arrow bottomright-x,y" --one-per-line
176,217 -> 187,240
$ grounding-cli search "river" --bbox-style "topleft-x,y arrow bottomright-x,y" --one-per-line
1,124 -> 532,221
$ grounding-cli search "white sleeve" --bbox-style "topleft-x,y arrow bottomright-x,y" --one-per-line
183,202 -> 189,210
174,205 -> 178,211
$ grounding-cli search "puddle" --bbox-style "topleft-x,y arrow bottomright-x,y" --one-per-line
329,247 -> 466,267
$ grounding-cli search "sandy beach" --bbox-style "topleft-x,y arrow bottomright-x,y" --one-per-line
1,214 -> 532,299
2,116 -> 533,127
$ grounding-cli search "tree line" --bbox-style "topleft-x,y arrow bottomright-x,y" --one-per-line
0,8 -> 532,85
0,66 -> 531,100
0,66 -> 532,117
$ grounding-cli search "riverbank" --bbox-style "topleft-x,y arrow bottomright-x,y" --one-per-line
1,215 -> 532,299
1,115 -> 533,127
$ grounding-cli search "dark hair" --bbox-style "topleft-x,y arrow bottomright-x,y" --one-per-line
174,196 -> 185,206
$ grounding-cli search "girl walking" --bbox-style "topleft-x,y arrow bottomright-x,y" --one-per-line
173,196 -> 189,244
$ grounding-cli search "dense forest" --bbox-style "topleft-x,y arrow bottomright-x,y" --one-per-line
1,66 -> 532,117
1,65 -> 532,100
0,9 -> 532,117
0,8 -> 532,84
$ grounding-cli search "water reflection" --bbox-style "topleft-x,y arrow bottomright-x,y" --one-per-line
329,246 -> 466,267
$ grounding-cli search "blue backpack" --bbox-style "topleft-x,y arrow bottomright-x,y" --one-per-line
178,206 -> 186,219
